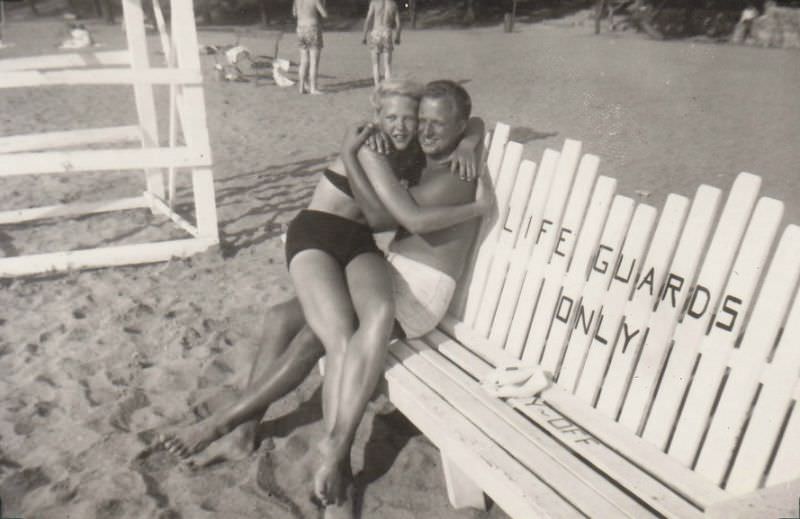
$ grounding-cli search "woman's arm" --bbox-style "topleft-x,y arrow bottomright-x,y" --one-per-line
343,144 -> 492,235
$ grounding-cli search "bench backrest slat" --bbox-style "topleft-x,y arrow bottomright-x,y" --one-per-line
521,157 -> 605,365
696,224 -> 800,488
449,123 -> 510,319
473,158 -> 538,337
726,269 -> 800,492
564,203 -> 657,397
539,194 -> 633,376
668,197 -> 784,467
502,142 -> 584,358
617,185 -> 722,433
641,173 -> 763,450
594,194 -> 690,418
487,149 -> 559,347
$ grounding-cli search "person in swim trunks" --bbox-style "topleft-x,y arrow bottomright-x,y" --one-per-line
362,0 -> 402,87
293,0 -> 327,94
155,80 -> 492,518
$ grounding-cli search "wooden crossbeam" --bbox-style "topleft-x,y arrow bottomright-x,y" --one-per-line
0,50 -> 129,71
0,237 -> 216,277
0,147 -> 210,176
0,126 -> 141,153
0,67 -> 201,88
0,196 -> 148,225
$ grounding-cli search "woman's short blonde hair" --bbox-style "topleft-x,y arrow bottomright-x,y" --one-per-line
370,79 -> 424,111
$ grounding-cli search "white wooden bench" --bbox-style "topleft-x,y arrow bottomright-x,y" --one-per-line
381,123 -> 800,518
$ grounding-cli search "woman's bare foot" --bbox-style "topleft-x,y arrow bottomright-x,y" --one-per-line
313,438 -> 349,506
190,421 -> 259,467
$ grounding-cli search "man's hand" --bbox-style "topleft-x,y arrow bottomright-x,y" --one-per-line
342,122 -> 374,155
475,171 -> 496,216
446,140 -> 479,181
365,129 -> 394,155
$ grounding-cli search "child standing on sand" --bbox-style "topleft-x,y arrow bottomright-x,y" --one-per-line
362,0 -> 402,88
293,0 -> 327,94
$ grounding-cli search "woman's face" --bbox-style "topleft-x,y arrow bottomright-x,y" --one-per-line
376,95 -> 419,151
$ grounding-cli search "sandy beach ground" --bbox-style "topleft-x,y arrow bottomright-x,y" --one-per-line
0,10 -> 799,519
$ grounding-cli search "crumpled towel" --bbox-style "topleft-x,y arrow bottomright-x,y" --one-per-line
481,362 -> 551,401
272,58 -> 294,88
225,45 -> 250,65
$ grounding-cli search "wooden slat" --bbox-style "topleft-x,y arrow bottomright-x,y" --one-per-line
0,237 -> 216,277
488,148 -> 559,347
449,125 -> 510,319
574,204 -> 657,404
766,401 -> 800,488
143,191 -> 199,238
724,277 -> 800,492
617,185 -> 722,433
472,152 -> 534,336
0,125 -> 141,153
521,158 -> 605,366
0,196 -> 148,225
383,349 -> 579,519
393,337 -> 647,518
123,0 -> 165,202
441,456 -> 487,510
693,225 -> 800,486
433,322 -> 715,516
0,147 -> 210,176
642,173 -> 762,449
668,197 -> 784,467
594,194 -> 690,418
0,50 -> 129,71
501,145 -> 589,358
561,203 -> 655,394
0,67 -> 201,88
538,194 -> 632,377
462,142 -> 524,327
170,0 -> 218,240
707,478 -> 800,518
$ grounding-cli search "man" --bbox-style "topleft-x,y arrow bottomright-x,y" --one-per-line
362,0 -> 402,87
157,81 -> 488,518
293,0 -> 327,94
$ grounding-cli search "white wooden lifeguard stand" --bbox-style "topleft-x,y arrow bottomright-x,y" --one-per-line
0,0 -> 219,277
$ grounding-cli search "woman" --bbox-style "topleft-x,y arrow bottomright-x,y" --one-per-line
158,79 -> 491,510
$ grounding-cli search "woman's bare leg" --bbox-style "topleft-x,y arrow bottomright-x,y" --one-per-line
316,253 -> 395,509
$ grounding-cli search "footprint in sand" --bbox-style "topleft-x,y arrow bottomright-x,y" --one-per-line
109,389 -> 150,433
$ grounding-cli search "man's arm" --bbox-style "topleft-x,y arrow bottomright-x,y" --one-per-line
344,146 -> 489,235
362,3 -> 375,43
316,0 -> 327,18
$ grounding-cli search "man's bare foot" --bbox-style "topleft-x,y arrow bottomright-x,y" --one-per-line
299,83 -> 308,94
309,89 -> 324,95
155,419 -> 221,460
190,421 -> 259,468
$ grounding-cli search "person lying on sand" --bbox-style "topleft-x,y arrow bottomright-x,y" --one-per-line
156,80 -> 492,518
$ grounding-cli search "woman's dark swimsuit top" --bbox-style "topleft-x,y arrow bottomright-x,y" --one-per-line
324,140 -> 427,199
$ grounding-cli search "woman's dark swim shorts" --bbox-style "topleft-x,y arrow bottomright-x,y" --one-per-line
285,209 -> 381,268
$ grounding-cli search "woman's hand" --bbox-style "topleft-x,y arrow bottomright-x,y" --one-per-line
342,122 -> 374,155
447,140 -> 479,181
475,172 -> 496,216
365,129 -> 394,155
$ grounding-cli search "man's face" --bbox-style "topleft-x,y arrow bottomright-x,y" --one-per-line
417,96 -> 466,159
376,95 -> 418,151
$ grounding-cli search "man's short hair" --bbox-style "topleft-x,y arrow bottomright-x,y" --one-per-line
371,79 -> 424,111
422,80 -> 472,122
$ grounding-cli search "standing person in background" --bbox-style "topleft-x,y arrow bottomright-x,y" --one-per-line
362,0 -> 402,87
293,0 -> 327,94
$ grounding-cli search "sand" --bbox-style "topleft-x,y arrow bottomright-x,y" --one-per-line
0,12 -> 798,519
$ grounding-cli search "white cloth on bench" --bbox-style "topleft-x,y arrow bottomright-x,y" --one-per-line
387,252 -> 455,339
481,363 -> 551,401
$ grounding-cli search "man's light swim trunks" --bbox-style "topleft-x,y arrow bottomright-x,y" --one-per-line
297,24 -> 323,50
368,27 -> 393,53
386,252 -> 456,339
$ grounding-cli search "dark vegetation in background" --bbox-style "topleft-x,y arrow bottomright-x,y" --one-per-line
8,0 -> 800,39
